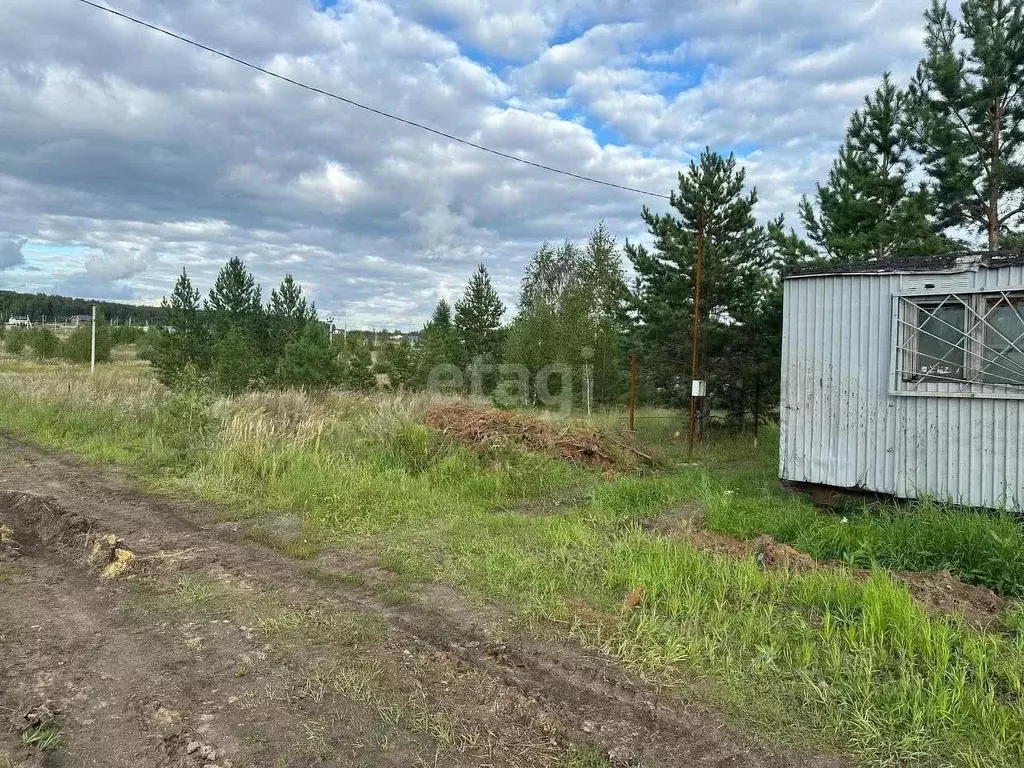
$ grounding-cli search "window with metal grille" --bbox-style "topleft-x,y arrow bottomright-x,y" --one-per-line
894,290 -> 1024,397
983,295 -> 1024,385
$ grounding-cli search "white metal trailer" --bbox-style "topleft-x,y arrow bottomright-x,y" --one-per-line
780,251 -> 1024,510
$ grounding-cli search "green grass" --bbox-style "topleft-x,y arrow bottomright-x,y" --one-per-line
243,521 -> 323,560
22,724 -> 64,753
1,363 -> 1024,767
566,463 -> 1024,598
176,575 -> 216,603
708,487 -> 1024,595
564,745 -> 613,767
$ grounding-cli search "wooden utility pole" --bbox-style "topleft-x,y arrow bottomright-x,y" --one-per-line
687,220 -> 705,463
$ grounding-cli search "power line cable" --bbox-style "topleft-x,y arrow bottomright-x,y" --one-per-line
75,0 -> 671,200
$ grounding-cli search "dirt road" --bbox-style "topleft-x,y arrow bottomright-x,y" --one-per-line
0,434 -> 846,768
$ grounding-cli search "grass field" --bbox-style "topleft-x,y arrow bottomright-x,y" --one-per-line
2,360 -> 1024,767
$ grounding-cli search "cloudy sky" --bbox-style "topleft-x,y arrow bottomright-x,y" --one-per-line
1,0 -> 936,328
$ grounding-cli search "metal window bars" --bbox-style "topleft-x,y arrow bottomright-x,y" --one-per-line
894,290 -> 1024,396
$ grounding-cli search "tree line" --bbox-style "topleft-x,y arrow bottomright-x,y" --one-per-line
151,259 -> 349,393
0,290 -> 165,326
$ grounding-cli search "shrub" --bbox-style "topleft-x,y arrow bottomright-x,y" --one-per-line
61,323 -> 113,364
211,327 -> 264,394
4,330 -> 26,355
135,332 -> 157,362
156,364 -> 216,461
275,324 -> 342,391
28,327 -> 60,359
108,325 -> 147,346
341,339 -> 376,390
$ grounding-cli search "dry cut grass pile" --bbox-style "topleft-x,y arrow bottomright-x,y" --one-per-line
425,402 -> 652,470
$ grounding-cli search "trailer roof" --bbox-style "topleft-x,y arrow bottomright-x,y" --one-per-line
783,250 -> 1024,279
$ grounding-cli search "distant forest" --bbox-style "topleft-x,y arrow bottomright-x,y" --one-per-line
0,290 -> 167,325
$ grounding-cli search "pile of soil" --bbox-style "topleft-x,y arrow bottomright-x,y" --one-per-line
644,504 -> 1010,630
895,569 -> 1006,629
426,403 -> 650,470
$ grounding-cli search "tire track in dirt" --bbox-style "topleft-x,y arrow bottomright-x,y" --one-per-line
0,433 -> 849,767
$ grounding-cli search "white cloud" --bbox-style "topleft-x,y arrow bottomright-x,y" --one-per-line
295,162 -> 365,205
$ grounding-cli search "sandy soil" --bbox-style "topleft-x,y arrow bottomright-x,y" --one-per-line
0,434 -> 847,768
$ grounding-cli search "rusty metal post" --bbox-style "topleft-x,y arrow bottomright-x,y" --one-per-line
753,375 -> 761,448
698,400 -> 705,447
687,221 -> 705,463
628,354 -> 637,434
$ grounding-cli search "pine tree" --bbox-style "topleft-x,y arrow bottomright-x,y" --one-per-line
626,148 -> 776,420
268,274 -> 316,347
211,327 -> 264,394
799,74 -> 947,262
4,329 -> 25,355
152,269 -> 209,386
910,0 -> 1024,248
205,257 -> 267,391
28,327 -> 60,359
267,273 -> 320,384
377,338 -> 415,390
341,337 -> 376,391
416,299 -> 460,390
766,216 -> 820,266
454,265 -> 505,366
425,299 -> 454,338
206,257 -> 263,333
277,323 -> 342,391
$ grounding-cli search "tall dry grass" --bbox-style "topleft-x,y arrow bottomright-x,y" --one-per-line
0,361 -> 164,415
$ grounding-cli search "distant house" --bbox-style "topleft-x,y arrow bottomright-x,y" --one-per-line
6,316 -> 30,327
388,332 -> 420,345
68,314 -> 93,326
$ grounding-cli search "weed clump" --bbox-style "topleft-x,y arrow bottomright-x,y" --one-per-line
11,702 -> 63,754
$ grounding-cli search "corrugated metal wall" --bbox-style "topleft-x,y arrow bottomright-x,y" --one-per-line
779,266 -> 1024,510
